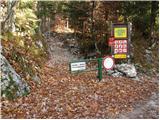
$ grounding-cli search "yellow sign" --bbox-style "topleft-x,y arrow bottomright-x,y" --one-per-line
114,54 -> 127,59
114,27 -> 127,38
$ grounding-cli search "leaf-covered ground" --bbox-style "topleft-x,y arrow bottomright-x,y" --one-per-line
1,33 -> 159,119
1,61 -> 159,119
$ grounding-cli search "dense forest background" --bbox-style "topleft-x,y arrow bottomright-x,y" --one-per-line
1,0 -> 159,119
1,0 -> 159,82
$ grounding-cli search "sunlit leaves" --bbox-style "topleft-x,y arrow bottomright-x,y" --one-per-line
15,1 -> 39,35
1,62 -> 158,119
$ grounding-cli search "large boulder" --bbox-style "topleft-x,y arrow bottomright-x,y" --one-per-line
116,64 -> 137,78
111,71 -> 124,77
106,63 -> 138,79
1,54 -> 30,99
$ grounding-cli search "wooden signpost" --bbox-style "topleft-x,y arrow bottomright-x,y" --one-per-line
111,23 -> 131,59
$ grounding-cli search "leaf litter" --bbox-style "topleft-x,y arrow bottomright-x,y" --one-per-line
1,62 -> 158,119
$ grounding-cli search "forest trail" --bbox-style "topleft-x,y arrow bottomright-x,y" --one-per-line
1,33 -> 159,119
1,1 -> 159,119
119,92 -> 159,119
46,32 -> 78,65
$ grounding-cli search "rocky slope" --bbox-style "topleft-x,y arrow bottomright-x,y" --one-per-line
1,54 -> 30,99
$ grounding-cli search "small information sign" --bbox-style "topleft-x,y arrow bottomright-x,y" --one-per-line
70,61 -> 86,72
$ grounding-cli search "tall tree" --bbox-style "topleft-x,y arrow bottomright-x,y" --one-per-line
37,1 -> 58,32
150,1 -> 159,45
1,0 -> 18,33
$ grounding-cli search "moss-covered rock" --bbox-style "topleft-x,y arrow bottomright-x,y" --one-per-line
1,54 -> 30,100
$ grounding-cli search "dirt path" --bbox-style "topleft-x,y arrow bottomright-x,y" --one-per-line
46,33 -> 78,65
1,33 -> 159,119
118,92 -> 159,119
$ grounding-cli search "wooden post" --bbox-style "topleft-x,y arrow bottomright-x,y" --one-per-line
66,17 -> 69,29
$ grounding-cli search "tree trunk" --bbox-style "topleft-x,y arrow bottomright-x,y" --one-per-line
91,1 -> 101,56
91,1 -> 95,41
66,18 -> 69,28
150,1 -> 158,45
1,0 -> 18,33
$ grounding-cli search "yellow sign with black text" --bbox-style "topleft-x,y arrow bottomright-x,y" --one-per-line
114,54 -> 127,59
114,27 -> 127,38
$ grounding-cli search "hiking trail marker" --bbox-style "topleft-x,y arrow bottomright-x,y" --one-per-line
69,22 -> 132,81
111,23 -> 131,59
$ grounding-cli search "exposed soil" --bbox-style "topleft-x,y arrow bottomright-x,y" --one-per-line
118,92 -> 159,119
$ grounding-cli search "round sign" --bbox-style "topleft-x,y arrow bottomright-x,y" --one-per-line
103,56 -> 114,70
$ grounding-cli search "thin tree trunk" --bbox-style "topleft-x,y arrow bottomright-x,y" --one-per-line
91,1 -> 100,56
150,1 -> 158,46
66,18 -> 69,29
91,1 -> 94,42
2,0 -> 18,33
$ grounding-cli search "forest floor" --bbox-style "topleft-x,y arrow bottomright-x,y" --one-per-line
1,32 -> 159,119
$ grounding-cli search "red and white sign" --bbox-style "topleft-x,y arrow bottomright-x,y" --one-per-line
108,37 -> 115,46
114,40 -> 128,54
103,56 -> 115,70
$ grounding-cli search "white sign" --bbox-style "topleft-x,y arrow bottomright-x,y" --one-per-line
70,62 -> 86,72
103,56 -> 114,70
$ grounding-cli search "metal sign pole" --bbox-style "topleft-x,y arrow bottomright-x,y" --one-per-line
110,22 -> 114,57
127,22 -> 132,64
97,58 -> 102,81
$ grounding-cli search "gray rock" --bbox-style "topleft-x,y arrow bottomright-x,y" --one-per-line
135,63 -> 142,69
145,49 -> 152,54
145,49 -> 153,63
112,71 -> 124,77
115,64 -> 137,78
35,40 -> 43,48
145,54 -> 153,63
106,70 -> 115,75
131,76 -> 140,81
1,54 -> 30,99
105,63 -> 138,79
32,74 -> 41,84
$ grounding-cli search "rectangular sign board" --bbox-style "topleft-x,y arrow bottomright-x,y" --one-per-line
70,61 -> 86,72
114,27 -> 127,39
114,54 -> 127,59
114,40 -> 128,54
111,23 -> 131,59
